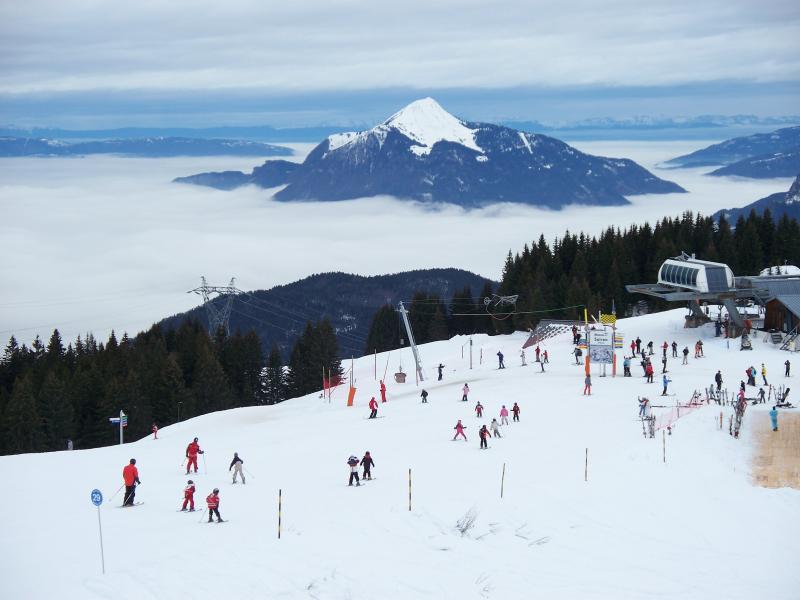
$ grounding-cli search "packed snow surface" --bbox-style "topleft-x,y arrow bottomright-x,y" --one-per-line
1,309 -> 798,599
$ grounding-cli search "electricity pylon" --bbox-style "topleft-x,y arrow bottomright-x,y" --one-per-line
187,277 -> 242,336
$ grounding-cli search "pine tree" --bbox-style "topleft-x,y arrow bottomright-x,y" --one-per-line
38,371 -> 74,450
263,344 -> 286,405
364,305 -> 401,354
3,376 -> 43,453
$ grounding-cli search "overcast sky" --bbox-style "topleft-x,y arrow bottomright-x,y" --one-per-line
1,0 -> 798,126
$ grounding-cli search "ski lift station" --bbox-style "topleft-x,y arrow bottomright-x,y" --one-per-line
626,253 -> 800,342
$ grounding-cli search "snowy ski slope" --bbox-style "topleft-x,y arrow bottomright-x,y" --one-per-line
1,309 -> 798,599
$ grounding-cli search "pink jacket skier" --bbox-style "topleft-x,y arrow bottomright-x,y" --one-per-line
500,405 -> 509,425
461,384 -> 470,402
452,419 -> 467,441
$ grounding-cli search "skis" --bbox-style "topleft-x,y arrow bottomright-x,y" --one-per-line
119,502 -> 144,508
202,520 -> 227,524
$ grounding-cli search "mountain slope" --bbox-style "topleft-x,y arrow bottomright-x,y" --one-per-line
0,136 -> 292,157
1,309 -> 796,599
159,269 -> 496,358
176,98 -> 686,208
708,148 -> 800,178
665,126 -> 800,167
713,175 -> 800,222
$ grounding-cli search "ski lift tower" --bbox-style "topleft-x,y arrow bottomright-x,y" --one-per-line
187,276 -> 243,336
397,301 -> 424,382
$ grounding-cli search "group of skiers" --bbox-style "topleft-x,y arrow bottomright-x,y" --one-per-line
119,436 -> 249,523
453,401 -> 520,449
346,451 -> 374,486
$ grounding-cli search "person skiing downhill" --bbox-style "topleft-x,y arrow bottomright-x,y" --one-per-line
453,419 -> 467,441
511,402 -> 521,422
461,383 -> 470,402
646,361 -> 654,383
229,452 -> 245,484
380,380 -> 387,403
500,405 -> 509,425
583,374 -> 592,395
769,406 -> 779,431
479,425 -> 491,449
475,401 -> 484,418
206,488 -> 222,522
368,397 -> 379,419
181,480 -> 196,511
360,451 -> 375,480
122,458 -> 140,507
490,418 -> 502,438
497,351 -> 505,369
420,389 -> 429,403
185,437 -> 204,474
347,456 -> 361,486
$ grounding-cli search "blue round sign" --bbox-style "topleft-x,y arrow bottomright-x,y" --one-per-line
91,488 -> 103,507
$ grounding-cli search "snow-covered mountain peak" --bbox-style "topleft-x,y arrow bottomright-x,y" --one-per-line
383,97 -> 483,156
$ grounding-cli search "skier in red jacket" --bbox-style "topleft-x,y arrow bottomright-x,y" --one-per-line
368,397 -> 379,419
206,488 -> 222,523
152,423 -> 158,440
185,437 -> 204,474
475,401 -> 484,418
122,458 -> 141,506
511,402 -> 521,422
181,480 -> 195,511
379,380 -> 387,403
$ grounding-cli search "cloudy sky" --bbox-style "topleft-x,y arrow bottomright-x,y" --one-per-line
1,0 -> 798,127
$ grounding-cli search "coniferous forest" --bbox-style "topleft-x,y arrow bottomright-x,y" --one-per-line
2,209 -> 798,454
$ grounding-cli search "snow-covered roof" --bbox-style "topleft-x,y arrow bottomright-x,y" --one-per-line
759,265 -> 800,277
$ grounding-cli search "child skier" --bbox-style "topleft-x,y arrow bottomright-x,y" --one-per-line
206,488 -> 222,522
497,351 -> 505,369
769,406 -> 778,431
185,437 -> 204,474
479,424 -> 490,449
511,402 -> 521,422
229,452 -> 245,484
500,405 -> 509,425
452,419 -> 467,441
543,350 -> 549,364
181,480 -> 195,511
368,396 -> 379,419
583,374 -> 592,395
461,383 -> 470,402
490,418 -> 502,438
360,451 -> 375,480
347,456 -> 361,486
420,389 -> 429,403
475,401 -> 484,418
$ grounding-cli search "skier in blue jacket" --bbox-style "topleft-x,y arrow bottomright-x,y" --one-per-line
661,374 -> 672,396
769,406 -> 779,431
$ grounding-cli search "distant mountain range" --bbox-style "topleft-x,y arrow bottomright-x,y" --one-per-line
665,126 -> 800,175
160,268 -> 495,359
175,98 -> 685,208
4,114 -> 797,143
0,136 -> 292,157
713,176 -> 800,223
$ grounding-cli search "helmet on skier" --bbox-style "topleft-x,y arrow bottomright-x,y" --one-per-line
193,437 -> 198,442
213,488 -> 219,494
130,458 -> 136,464
188,480 -> 194,484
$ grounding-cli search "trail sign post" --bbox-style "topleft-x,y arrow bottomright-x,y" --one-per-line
90,488 -> 106,574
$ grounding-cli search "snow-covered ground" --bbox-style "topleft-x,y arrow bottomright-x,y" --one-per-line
1,309 -> 797,599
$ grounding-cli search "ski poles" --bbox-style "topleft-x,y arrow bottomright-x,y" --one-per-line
108,484 -> 124,502
202,453 -> 207,475
197,508 -> 208,523
244,467 -> 256,480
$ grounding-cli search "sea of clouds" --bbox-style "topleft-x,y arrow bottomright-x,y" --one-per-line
0,140 -> 794,345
